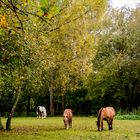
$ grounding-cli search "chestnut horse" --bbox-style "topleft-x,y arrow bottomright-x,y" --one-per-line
63,109 -> 73,129
97,107 -> 115,131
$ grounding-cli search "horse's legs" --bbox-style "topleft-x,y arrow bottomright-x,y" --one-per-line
110,119 -> 113,130
69,119 -> 72,128
66,122 -> 69,129
98,120 -> 103,131
41,112 -> 43,119
101,121 -> 103,130
65,124 -> 67,129
107,120 -> 110,130
107,119 -> 113,130
38,111 -> 41,118
42,112 -> 44,118
97,118 -> 103,131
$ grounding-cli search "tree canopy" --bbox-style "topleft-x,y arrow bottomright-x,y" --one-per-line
0,0 -> 108,130
88,7 -> 140,111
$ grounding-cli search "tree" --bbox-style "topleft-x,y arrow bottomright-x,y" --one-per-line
0,0 -> 50,129
0,0 -> 108,130
88,7 -> 140,111
39,0 -> 108,115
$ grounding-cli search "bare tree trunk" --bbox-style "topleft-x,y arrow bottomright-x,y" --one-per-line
61,86 -> 66,112
48,70 -> 56,116
26,91 -> 31,116
0,114 -> 3,130
6,84 -> 21,130
62,94 -> 65,111
49,85 -> 54,116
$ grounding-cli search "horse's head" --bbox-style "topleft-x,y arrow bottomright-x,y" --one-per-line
63,115 -> 69,124
96,120 -> 102,131
63,115 -> 70,129
97,107 -> 104,131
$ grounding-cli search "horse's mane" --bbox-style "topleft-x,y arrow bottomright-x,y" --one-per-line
97,107 -> 104,121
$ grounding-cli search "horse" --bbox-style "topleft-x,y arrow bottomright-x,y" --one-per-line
97,107 -> 115,131
63,109 -> 73,129
36,106 -> 47,118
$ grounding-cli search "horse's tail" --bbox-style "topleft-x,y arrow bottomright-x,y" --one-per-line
97,107 -> 104,121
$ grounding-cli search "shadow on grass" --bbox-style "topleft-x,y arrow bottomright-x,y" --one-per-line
0,126 -> 65,134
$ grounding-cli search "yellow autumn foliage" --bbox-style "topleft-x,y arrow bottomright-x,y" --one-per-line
0,15 -> 8,28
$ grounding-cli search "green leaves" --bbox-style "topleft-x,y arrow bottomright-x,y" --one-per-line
88,6 -> 140,110
0,0 -> 109,117
40,0 -> 48,7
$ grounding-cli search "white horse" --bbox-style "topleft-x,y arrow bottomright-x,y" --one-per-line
36,106 -> 47,118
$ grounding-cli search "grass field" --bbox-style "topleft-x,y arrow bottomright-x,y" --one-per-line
0,117 -> 140,140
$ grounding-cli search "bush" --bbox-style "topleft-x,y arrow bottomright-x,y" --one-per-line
116,114 -> 140,120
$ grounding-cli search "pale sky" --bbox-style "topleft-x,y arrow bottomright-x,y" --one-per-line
110,0 -> 140,8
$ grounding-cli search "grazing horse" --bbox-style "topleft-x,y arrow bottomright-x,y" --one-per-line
97,107 -> 115,131
63,109 -> 73,129
36,106 -> 47,118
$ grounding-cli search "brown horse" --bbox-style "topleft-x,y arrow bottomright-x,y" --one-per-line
63,109 -> 73,129
97,107 -> 115,131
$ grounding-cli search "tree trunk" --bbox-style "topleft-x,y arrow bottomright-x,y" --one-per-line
26,91 -> 31,116
61,87 -> 66,112
48,70 -> 56,116
6,84 -> 21,130
0,114 -> 3,130
62,95 -> 65,111
6,114 -> 12,131
49,85 -> 54,116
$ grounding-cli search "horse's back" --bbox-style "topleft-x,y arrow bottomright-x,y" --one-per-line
36,106 -> 47,117
40,106 -> 46,112
63,109 -> 72,118
104,107 -> 115,118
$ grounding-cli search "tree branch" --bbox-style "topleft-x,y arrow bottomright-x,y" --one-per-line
9,0 -> 24,31
49,10 -> 90,33
0,0 -> 51,28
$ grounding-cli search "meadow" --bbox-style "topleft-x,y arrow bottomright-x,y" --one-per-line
0,117 -> 140,140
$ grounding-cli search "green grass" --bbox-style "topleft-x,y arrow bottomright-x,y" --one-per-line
0,117 -> 140,140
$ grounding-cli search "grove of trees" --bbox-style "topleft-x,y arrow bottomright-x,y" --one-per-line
88,6 -> 140,112
0,0 -> 140,130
